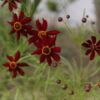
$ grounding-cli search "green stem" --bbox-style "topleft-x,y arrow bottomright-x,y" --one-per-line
18,54 -> 33,62
45,67 -> 51,93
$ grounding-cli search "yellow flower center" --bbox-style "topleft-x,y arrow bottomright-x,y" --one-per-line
14,22 -> 22,31
38,31 -> 46,39
10,61 -> 17,69
42,46 -> 51,55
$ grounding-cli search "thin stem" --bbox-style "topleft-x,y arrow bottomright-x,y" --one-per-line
45,67 -> 51,93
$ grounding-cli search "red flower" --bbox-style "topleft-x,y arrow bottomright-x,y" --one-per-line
3,51 -> 28,78
28,18 -> 60,44
8,11 -> 32,40
32,37 -> 61,65
1,0 -> 22,12
82,36 -> 100,60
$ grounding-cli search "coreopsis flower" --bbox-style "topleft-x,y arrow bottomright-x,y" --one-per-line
8,11 -> 32,40
1,0 -> 22,12
28,18 -> 60,44
3,51 -> 28,78
82,36 -> 100,60
32,37 -> 61,65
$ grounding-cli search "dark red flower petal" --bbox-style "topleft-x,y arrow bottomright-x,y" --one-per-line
13,13 -> 18,21
18,63 -> 28,67
22,17 -> 31,24
15,51 -> 20,61
13,70 -> 17,78
85,49 -> 91,55
7,56 -> 14,61
82,43 -> 90,48
47,30 -> 60,35
96,40 -> 100,46
9,3 -> 13,11
8,21 -> 14,26
90,51 -> 95,60
96,50 -> 100,55
86,40 -> 92,44
28,37 -> 37,44
52,47 -> 61,52
33,41 -> 42,48
1,1 -> 7,7
91,36 -> 96,44
10,29 -> 16,34
12,1 -> 17,9
3,63 -> 10,67
32,49 -> 42,55
46,56 -> 52,65
42,19 -> 48,30
19,11 -> 24,21
40,55 -> 46,63
51,53 -> 60,61
16,31 -> 21,40
36,19 -> 42,30
18,68 -> 24,76
23,25 -> 32,29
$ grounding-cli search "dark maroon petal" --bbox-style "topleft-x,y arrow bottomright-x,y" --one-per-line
36,19 -> 42,30
49,37 -> 56,46
9,3 -> 13,11
91,36 -> 96,44
19,11 -> 24,21
33,41 -> 42,48
96,40 -> 100,46
23,25 -> 32,29
32,49 -> 42,55
40,55 -> 46,63
46,56 -> 52,65
82,43 -> 90,48
13,13 -> 18,21
7,56 -> 14,61
18,68 -> 24,76
51,53 -> 60,61
16,31 -> 21,40
85,49 -> 91,55
11,1 -> 17,9
21,30 -> 28,38
42,18 -> 48,30
18,63 -> 28,67
1,1 -> 7,7
3,63 -> 10,67
28,37 -> 37,44
13,70 -> 17,78
22,17 -> 31,24
96,50 -> 100,55
15,51 -> 20,61
86,40 -> 92,44
90,51 -> 95,60
28,30 -> 38,35
16,0 -> 21,2
47,30 -> 60,35
8,21 -> 14,26
52,47 -> 61,53
10,29 -> 16,34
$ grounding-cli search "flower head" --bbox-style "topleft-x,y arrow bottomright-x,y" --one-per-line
3,51 -> 28,78
85,83 -> 92,92
28,18 -> 60,44
8,11 -> 32,40
2,0 -> 22,12
82,36 -> 100,60
32,36 -> 61,65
